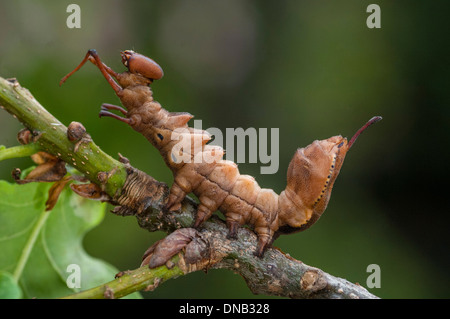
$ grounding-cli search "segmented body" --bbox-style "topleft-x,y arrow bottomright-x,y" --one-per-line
113,70 -> 348,256
62,50 -> 380,256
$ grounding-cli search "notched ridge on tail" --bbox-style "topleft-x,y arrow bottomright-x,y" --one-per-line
276,116 -> 382,239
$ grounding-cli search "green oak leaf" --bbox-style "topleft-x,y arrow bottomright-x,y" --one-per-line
0,271 -> 22,298
0,180 -> 140,299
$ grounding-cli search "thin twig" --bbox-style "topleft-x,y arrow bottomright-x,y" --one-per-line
62,256 -> 185,299
0,76 -> 128,198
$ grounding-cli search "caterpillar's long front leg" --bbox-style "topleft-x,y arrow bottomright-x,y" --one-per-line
60,49 -> 122,94
60,50 -> 132,127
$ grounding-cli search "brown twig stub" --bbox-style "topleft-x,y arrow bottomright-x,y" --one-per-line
67,121 -> 87,142
17,128 -> 34,145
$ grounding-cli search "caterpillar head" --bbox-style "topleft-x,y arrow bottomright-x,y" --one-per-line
277,116 -> 382,234
121,50 -> 164,81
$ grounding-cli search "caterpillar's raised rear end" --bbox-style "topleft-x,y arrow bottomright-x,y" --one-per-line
277,116 -> 382,237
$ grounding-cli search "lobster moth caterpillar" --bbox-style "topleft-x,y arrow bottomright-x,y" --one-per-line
61,49 -> 381,257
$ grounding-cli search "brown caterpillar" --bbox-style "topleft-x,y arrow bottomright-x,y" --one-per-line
61,49 -> 381,257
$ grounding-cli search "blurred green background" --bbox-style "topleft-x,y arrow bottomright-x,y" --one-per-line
0,0 -> 449,298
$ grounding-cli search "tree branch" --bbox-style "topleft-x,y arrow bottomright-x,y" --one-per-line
61,256 -> 185,299
0,76 -> 379,299
0,77 -> 128,198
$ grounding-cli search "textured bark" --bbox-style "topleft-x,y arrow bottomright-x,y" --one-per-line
119,183 -> 378,299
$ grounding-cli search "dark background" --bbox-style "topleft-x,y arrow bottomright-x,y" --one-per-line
0,1 -> 449,298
